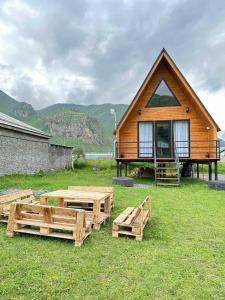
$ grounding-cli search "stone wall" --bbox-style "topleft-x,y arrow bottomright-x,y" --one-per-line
48,144 -> 72,170
0,127 -> 72,176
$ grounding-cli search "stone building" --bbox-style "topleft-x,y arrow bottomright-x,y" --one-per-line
0,112 -> 73,176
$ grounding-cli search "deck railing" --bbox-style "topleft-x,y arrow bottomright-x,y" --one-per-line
115,140 -> 220,160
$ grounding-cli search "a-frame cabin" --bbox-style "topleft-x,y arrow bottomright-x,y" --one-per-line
115,49 -> 220,185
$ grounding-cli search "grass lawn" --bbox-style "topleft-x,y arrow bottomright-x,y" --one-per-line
1,160 -> 225,299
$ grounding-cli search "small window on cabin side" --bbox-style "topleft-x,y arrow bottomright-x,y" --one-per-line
146,79 -> 180,107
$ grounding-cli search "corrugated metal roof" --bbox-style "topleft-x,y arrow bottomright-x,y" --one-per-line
0,112 -> 50,138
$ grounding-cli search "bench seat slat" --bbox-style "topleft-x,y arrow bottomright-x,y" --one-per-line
113,207 -> 135,224
132,210 -> 149,227
122,208 -> 140,226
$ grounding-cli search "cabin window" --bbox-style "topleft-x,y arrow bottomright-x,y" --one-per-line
146,79 -> 180,107
173,120 -> 189,157
138,122 -> 153,157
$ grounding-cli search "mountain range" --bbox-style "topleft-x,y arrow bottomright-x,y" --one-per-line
0,90 -> 128,151
0,90 -> 224,151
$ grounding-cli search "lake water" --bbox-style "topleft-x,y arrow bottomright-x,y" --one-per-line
85,153 -> 113,159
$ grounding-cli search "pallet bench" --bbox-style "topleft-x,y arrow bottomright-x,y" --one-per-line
6,203 -> 92,247
0,189 -> 37,223
67,186 -> 114,209
112,196 -> 151,241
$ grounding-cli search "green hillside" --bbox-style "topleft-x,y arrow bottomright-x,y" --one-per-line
0,90 -> 35,119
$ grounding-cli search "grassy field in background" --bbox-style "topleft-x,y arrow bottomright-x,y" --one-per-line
1,160 -> 225,299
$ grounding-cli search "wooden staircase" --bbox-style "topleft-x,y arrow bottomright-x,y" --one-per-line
154,161 -> 180,186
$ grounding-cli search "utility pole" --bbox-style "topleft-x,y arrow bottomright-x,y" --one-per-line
110,108 -> 117,159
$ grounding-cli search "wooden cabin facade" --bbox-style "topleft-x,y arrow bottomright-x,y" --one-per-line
115,49 -> 220,182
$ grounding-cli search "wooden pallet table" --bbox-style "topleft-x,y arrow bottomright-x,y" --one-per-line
112,196 -> 151,241
6,203 -> 92,247
40,190 -> 111,230
68,186 -> 114,209
0,189 -> 37,223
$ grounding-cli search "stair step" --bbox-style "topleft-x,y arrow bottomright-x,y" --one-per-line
154,158 -> 180,186
156,183 -> 180,186
156,162 -> 176,164
156,167 -> 177,170
156,172 -> 177,175
156,177 -> 178,180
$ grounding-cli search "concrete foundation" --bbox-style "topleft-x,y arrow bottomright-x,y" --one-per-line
112,177 -> 134,187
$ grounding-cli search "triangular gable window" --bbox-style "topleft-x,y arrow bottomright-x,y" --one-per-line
146,79 -> 180,107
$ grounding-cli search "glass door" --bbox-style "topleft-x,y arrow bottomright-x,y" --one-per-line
155,121 -> 171,158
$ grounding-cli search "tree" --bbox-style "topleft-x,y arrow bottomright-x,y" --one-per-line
72,147 -> 85,161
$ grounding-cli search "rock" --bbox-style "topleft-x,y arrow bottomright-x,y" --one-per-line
0,189 -> 49,196
208,180 -> 225,190
47,111 -> 104,145
0,189 -> 21,195
112,177 -> 134,187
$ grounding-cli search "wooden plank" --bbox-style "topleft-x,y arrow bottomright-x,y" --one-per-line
93,199 -> 100,225
68,186 -> 113,193
57,197 -> 64,207
68,186 -> 114,208
122,208 -> 140,226
139,196 -> 150,209
73,210 -> 85,242
18,204 -> 77,217
0,189 -> 33,204
6,203 -> 17,237
41,190 -> 109,201
133,210 -> 150,227
15,219 -> 75,231
113,207 -> 135,224
40,206 -> 53,234
15,228 -> 74,240
39,196 -> 47,205
104,195 -> 111,215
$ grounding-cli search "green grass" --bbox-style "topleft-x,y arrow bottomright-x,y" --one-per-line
1,160 -> 225,299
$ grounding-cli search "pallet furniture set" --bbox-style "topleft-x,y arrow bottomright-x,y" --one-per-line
40,189 -> 111,230
0,189 -> 37,223
112,196 -> 151,241
1,186 -> 152,246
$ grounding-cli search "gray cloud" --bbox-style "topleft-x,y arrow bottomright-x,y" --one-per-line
0,0 -> 225,111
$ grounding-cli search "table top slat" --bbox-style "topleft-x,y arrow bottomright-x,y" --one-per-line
40,190 -> 110,201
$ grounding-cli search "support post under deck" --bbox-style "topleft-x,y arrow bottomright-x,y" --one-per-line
196,163 -> 199,179
208,162 -> 212,181
215,161 -> 218,181
116,161 -> 119,177
119,163 -> 122,177
125,163 -> 128,177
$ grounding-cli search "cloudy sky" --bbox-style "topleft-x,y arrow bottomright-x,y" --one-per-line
0,0 -> 225,129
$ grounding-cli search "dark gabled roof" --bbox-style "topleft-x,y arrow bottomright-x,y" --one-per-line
117,48 -> 221,132
0,111 -> 50,138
